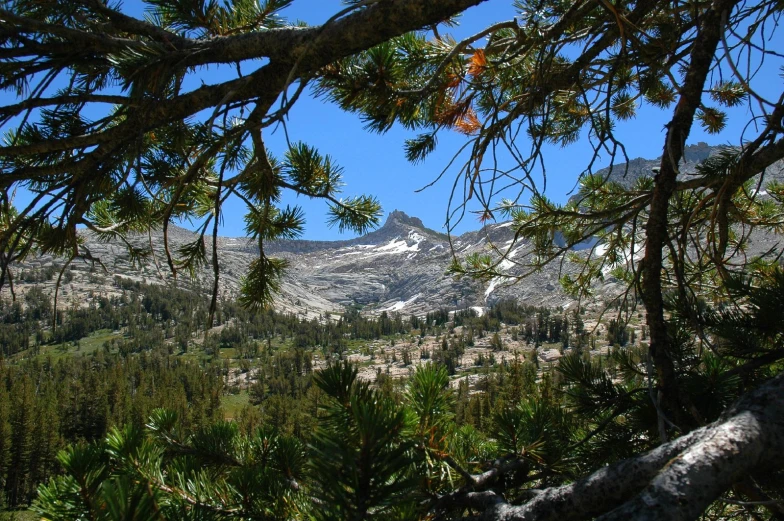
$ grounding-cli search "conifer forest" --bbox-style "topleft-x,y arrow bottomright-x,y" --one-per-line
0,0 -> 783,520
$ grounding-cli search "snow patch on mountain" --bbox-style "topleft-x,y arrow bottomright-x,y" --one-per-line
382,293 -> 421,312
593,242 -> 609,257
484,247 -> 523,300
590,240 -> 646,275
376,239 -> 420,254
408,231 -> 426,242
336,236 -> 423,259
471,306 -> 486,316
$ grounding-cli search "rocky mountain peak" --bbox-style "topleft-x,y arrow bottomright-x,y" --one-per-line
682,141 -> 714,163
585,142 -> 725,192
382,210 -> 426,231
16,144 -> 781,319
357,210 -> 446,245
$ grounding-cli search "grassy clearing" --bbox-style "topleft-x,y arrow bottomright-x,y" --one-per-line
222,391 -> 250,420
77,328 -> 119,353
220,347 -> 239,359
17,329 -> 122,362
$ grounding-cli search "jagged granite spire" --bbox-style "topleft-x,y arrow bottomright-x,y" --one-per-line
382,210 -> 426,230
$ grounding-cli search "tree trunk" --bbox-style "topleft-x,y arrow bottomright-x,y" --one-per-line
474,373 -> 784,521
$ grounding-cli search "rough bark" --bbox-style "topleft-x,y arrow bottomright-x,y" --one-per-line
153,0 -> 490,68
598,373 -> 784,521
641,0 -> 739,427
0,0 -> 487,160
471,373 -> 784,521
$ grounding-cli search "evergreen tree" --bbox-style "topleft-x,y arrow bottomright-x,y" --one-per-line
1,0 -> 784,519
0,0 -> 484,315
0,381 -> 10,508
5,375 -> 33,506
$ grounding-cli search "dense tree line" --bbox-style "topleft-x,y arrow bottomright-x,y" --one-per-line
0,351 -> 223,509
0,275 -> 779,518
31,316 -> 778,521
1,274 -> 583,510
3,279 -> 572,364
0,272 -> 588,513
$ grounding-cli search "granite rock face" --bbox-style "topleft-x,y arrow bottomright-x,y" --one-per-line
8,208 -> 566,318
573,142 -> 783,197
7,145 -> 782,317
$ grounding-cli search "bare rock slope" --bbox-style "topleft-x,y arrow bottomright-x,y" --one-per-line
9,144 -> 782,317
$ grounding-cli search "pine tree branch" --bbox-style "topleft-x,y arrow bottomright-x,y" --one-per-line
80,0 -> 194,49
641,0 -> 739,428
0,0 -> 487,161
0,94 -> 131,122
461,373 -> 784,521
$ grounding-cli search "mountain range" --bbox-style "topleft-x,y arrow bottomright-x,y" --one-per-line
7,143 -> 783,318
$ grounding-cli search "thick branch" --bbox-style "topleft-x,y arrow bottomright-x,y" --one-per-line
473,373 -> 784,521
641,0 -> 738,426
0,0 -> 487,161
598,373 -> 784,521
178,0 -> 487,68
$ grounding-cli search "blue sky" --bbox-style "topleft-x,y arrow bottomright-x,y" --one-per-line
246,0 -> 524,240
5,1 -> 780,240
236,0 -> 779,240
